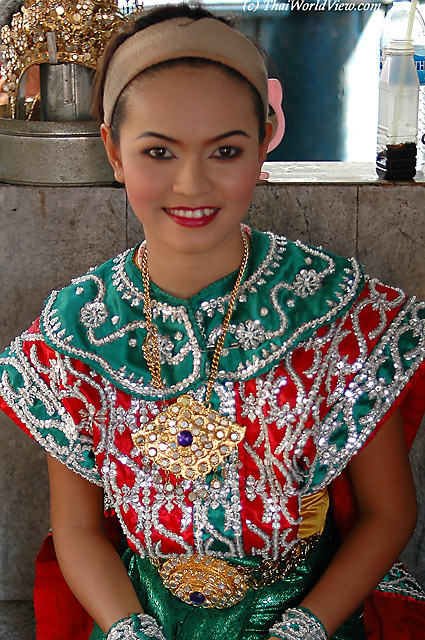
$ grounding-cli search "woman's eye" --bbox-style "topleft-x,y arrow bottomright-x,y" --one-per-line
145,147 -> 173,159
212,146 -> 241,159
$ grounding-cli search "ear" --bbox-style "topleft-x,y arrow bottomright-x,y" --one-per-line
258,120 -> 274,168
100,124 -> 124,184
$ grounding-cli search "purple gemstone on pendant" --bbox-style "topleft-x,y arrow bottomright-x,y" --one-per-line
177,430 -> 193,447
189,591 -> 205,604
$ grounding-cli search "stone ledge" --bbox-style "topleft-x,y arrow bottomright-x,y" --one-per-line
262,161 -> 425,184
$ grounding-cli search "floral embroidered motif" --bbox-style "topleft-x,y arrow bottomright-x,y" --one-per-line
79,301 -> 109,328
234,319 -> 266,350
292,269 -> 323,298
156,332 -> 176,364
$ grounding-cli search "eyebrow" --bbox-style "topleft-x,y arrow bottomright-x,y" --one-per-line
134,130 -> 250,142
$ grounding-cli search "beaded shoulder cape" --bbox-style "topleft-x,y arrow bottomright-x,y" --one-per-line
0,228 -> 425,563
37,229 -> 365,398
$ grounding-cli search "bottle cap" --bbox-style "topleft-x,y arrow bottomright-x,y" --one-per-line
387,39 -> 415,54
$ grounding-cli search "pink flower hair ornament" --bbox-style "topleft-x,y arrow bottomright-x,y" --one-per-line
259,78 -> 285,180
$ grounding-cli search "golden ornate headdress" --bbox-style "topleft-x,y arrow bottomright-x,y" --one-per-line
0,0 -> 138,117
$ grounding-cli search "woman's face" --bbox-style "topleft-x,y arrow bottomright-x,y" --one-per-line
102,64 -> 271,259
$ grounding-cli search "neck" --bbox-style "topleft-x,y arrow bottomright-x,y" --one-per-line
141,230 -> 246,299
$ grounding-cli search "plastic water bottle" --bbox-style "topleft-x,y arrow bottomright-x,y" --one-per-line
414,38 -> 425,169
379,0 -> 425,171
376,40 -> 419,180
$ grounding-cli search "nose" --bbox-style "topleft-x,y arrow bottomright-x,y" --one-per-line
172,156 -> 212,198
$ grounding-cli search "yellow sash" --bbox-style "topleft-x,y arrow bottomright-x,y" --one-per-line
299,488 -> 329,539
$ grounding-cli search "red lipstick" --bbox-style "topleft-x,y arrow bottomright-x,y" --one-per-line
164,207 -> 219,228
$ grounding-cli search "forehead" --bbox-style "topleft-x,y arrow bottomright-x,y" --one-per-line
121,62 -> 259,128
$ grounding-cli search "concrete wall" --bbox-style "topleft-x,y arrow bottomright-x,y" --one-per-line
0,162 -> 424,600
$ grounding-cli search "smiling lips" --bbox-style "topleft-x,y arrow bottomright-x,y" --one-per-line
164,207 -> 219,227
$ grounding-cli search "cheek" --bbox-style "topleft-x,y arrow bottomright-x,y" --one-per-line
222,162 -> 259,204
121,160 -> 168,210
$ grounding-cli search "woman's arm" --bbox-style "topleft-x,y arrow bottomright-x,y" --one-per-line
271,408 -> 417,638
46,453 -> 144,634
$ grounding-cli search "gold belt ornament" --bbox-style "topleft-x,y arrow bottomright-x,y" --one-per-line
152,535 -> 319,609
158,555 -> 248,608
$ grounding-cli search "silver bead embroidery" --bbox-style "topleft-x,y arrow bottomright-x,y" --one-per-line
107,613 -> 166,640
1,242 -> 424,566
374,562 -> 425,601
269,607 -> 327,640
39,233 -> 362,399
292,269 -> 323,298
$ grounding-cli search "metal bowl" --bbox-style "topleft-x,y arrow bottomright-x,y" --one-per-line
0,118 -> 115,186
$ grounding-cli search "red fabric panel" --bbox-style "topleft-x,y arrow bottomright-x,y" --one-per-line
364,590 -> 425,639
34,534 -> 93,640
399,363 -> 425,451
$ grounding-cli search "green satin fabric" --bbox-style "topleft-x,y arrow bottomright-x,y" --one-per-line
90,524 -> 365,640
40,229 -> 363,401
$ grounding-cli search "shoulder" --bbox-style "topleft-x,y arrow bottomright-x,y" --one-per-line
35,245 -> 158,397
303,273 -> 424,492
0,319 -> 104,485
41,247 -> 136,321
259,228 -> 415,318
253,228 -> 364,303
249,228 -> 366,336
40,245 -> 143,358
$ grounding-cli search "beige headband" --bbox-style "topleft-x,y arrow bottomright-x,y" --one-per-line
103,17 -> 268,126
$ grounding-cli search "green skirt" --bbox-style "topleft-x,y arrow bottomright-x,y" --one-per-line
90,526 -> 365,640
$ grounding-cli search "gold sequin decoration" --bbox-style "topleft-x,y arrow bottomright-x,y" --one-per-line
0,0 -> 141,117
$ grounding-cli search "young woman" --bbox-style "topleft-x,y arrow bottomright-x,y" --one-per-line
1,4 -> 425,640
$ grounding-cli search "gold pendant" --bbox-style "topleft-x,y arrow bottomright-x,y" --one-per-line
131,394 -> 245,480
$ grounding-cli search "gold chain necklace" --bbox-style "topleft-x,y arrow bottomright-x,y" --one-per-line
131,231 -> 249,481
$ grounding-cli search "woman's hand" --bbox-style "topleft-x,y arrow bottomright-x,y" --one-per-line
298,408 -> 417,636
47,454 -> 144,633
